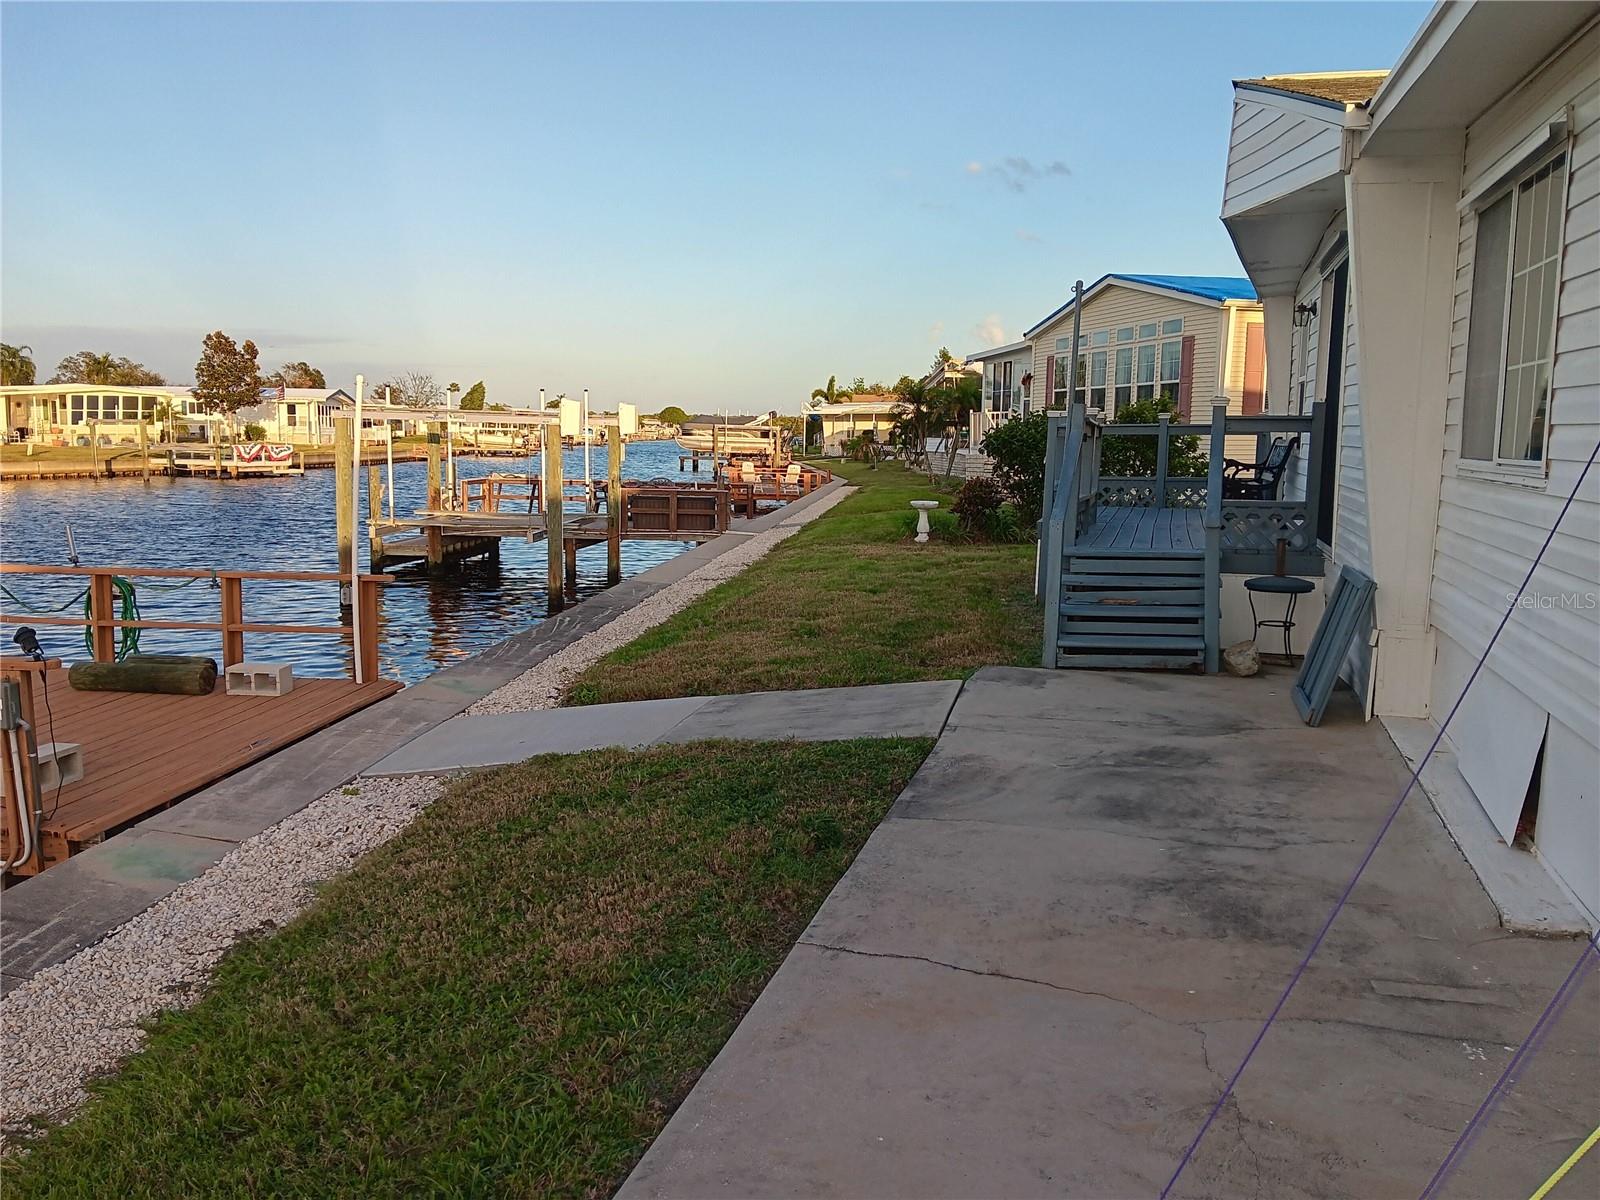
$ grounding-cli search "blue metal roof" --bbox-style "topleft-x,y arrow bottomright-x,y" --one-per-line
1024,273 -> 1257,337
1112,274 -> 1257,303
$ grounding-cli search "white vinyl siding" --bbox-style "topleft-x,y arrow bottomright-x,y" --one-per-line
1432,29 -> 1600,916
1221,93 -> 1345,222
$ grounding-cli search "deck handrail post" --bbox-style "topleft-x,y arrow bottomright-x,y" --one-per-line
1040,411 -> 1080,667
543,421 -> 565,613
1203,400 -> 1227,673
1155,413 -> 1170,509
220,575 -> 245,667
89,571 -> 116,662
355,575 -> 381,682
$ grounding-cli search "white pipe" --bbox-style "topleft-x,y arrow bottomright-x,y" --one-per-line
5,725 -> 33,872
582,388 -> 592,510
351,374 -> 365,685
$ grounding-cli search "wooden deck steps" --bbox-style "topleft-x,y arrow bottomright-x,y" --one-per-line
1056,546 -> 1211,670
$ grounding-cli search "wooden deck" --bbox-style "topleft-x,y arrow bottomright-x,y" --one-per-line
1076,505 -> 1206,552
15,671 -> 400,874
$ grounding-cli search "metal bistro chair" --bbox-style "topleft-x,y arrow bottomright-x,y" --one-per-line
1222,435 -> 1300,501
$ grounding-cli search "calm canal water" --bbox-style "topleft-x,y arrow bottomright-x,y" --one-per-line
0,441 -> 703,683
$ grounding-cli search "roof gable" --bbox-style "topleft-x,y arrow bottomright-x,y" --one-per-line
1024,273 -> 1256,338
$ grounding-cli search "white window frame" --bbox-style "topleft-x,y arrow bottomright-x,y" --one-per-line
1459,145 -> 1569,481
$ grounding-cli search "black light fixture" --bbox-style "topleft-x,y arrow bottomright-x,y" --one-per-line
11,626 -> 44,662
1293,300 -> 1318,328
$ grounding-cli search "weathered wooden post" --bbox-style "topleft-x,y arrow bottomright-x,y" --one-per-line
1154,413 -> 1171,509
139,418 -> 151,481
542,421 -> 565,612
607,425 -> 623,584
425,425 -> 443,511
367,467 -> 384,569
334,417 -> 355,604
88,571 -> 116,661
220,575 -> 245,667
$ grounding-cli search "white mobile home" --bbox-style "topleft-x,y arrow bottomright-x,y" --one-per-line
1221,0 -> 1600,919
2,383 -> 214,445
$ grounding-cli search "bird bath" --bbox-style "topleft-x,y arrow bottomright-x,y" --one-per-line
910,499 -> 940,543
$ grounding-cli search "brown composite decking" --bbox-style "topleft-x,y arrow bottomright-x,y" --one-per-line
1075,504 -> 1206,552
17,670 -> 400,872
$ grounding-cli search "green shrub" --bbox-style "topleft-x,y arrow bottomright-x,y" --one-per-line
981,412 -> 1048,527
243,422 -> 267,441
1100,396 -> 1207,477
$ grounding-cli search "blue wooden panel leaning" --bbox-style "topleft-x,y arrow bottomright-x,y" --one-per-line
1292,566 -> 1376,726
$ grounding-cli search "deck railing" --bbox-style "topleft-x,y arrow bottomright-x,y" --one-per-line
1039,399 -> 1330,670
0,564 -> 390,681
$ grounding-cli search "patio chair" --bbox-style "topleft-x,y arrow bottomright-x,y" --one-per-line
1222,436 -> 1300,501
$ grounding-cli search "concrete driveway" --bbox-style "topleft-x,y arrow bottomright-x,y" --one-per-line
620,667 -> 1599,1199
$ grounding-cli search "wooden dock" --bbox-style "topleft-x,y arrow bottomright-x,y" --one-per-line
6,670 -> 400,875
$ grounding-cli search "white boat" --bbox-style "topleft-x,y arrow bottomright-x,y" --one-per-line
676,412 -> 786,460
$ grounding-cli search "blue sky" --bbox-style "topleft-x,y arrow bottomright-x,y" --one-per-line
1,1 -> 1428,413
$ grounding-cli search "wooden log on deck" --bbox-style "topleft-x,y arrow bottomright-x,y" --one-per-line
68,655 -> 218,696
543,422 -> 564,612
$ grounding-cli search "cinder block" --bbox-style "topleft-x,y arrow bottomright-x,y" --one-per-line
35,742 -> 84,791
224,662 -> 294,697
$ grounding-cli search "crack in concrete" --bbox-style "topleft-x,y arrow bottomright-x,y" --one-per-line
797,938 -> 1180,1026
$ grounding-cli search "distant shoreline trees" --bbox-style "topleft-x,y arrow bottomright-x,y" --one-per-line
1,343 -> 35,385
48,350 -> 166,386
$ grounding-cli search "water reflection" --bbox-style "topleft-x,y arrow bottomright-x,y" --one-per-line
0,442 -> 698,683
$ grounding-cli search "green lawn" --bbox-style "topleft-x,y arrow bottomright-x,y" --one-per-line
564,460 -> 1041,705
4,739 -> 932,1198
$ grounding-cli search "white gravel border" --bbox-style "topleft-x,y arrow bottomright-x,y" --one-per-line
0,483 -> 854,1142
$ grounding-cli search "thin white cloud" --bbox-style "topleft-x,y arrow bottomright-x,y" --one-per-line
974,315 -> 1007,348
967,156 -> 1071,194
1015,229 -> 1044,244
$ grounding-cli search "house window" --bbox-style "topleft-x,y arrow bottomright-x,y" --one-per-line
70,395 -> 85,424
1162,318 -> 1184,336
1092,330 -> 1109,347
1116,326 -> 1134,343
1114,347 -> 1133,411
1159,341 -> 1182,402
1090,351 -> 1108,410
122,395 -> 140,420
1462,151 -> 1567,465
1138,322 -> 1158,340
1136,343 -> 1157,400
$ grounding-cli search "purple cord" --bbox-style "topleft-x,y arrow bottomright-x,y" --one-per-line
1160,435 -> 1600,1200
1418,930 -> 1600,1199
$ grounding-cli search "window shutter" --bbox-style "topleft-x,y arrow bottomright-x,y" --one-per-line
1177,336 -> 1196,420
1242,322 -> 1266,415
1044,354 -> 1056,409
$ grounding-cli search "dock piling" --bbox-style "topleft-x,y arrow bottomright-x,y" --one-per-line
426,427 -> 443,511
367,467 -> 384,569
543,422 -> 565,612
334,418 -> 355,596
607,429 -> 623,584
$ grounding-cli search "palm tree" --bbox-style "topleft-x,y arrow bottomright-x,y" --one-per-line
0,343 -> 35,385
810,375 -> 851,406
82,352 -> 117,384
892,376 -> 934,474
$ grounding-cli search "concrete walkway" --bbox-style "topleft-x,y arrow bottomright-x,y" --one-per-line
621,666 -> 1600,1199
362,681 -> 961,776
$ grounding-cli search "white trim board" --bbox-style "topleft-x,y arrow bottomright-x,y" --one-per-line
1383,715 -> 1593,935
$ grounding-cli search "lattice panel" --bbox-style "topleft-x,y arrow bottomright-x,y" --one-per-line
1163,480 -> 1207,509
1097,479 -> 1156,508
1220,504 -> 1313,553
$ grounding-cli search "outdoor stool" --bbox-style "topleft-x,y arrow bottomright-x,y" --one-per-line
1243,575 -> 1315,664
